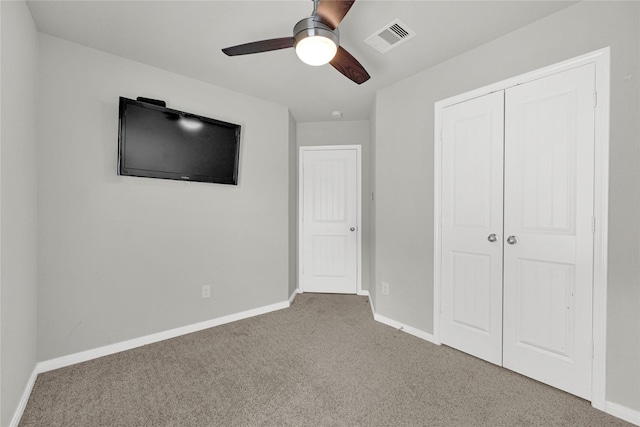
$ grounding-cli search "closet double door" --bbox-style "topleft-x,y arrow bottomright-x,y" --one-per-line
440,64 -> 595,400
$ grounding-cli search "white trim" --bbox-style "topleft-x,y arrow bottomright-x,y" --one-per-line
289,288 -> 299,304
374,313 -> 436,344
605,402 -> 640,426
435,48 -> 609,109
433,102 -> 443,346
0,5 -> 3,424
590,47 -> 610,411
10,290 -> 636,427
433,48 -> 610,406
11,316 -> 637,427
37,300 -> 290,373
358,289 -> 375,318
9,367 -> 38,427
298,145 -> 363,295
365,291 -> 376,318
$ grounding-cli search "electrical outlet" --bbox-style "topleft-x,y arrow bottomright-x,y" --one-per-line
382,281 -> 390,295
201,285 -> 211,299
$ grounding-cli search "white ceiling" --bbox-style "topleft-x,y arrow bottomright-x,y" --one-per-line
27,0 -> 576,122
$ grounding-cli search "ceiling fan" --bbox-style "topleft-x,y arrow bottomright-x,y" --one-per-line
221,0 -> 370,85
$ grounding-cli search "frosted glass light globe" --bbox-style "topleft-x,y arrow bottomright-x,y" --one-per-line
295,36 -> 338,66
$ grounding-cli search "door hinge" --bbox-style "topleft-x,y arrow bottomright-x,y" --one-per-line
592,216 -> 596,234
592,341 -> 595,359
593,91 -> 598,108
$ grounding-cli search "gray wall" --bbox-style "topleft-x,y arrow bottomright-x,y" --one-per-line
0,2 -> 39,425
3,1 -> 637,422
373,1 -> 639,410
297,121 -> 371,291
288,112 -> 298,298
37,35 -> 291,361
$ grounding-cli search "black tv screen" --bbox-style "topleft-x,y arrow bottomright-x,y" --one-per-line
118,97 -> 241,185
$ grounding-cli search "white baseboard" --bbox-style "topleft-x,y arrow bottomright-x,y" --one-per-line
289,288 -> 299,304
37,300 -> 290,374
605,401 -> 640,426
374,313 -> 436,344
357,289 -> 370,297
372,313 -> 638,426
13,296 -> 638,427
9,367 -> 39,427
362,290 -> 376,318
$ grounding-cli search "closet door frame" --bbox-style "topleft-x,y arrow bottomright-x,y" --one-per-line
433,47 -> 610,410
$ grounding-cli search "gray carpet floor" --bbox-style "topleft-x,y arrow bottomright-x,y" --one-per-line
19,293 -> 630,426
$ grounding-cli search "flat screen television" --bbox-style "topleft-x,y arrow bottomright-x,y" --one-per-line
118,97 -> 241,185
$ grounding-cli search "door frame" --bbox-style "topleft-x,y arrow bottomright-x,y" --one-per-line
298,145 -> 362,295
433,48 -> 610,409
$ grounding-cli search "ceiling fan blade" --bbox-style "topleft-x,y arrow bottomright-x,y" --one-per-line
315,0 -> 356,30
222,37 -> 294,56
330,46 -> 370,85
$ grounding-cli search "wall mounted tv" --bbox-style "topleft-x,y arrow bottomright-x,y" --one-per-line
118,97 -> 241,185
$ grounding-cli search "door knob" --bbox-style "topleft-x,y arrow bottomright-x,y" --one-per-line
350,227 -> 356,232
507,235 -> 518,245
487,233 -> 498,243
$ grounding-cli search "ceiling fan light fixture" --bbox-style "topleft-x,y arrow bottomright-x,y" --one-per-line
293,17 -> 339,66
222,2 -> 370,85
295,35 -> 337,66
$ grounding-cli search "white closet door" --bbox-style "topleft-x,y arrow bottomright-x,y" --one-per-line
440,91 -> 505,365
301,148 -> 358,294
503,64 -> 595,399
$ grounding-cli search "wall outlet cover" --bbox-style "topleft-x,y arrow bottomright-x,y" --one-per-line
202,285 -> 211,299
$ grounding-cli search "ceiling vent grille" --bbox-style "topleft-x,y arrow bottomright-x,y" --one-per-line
364,19 -> 416,54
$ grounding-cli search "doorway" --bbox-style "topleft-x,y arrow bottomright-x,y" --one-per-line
434,48 -> 610,408
299,146 -> 361,294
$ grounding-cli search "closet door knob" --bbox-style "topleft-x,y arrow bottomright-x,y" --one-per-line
487,234 -> 498,242
507,235 -> 519,245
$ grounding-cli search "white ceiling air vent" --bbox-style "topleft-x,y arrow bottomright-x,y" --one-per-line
364,19 -> 416,54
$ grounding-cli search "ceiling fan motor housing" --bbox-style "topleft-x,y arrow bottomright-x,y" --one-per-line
293,17 -> 339,48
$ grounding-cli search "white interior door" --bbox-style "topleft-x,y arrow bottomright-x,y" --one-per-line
440,91 -> 505,365
301,148 -> 358,294
502,64 -> 595,400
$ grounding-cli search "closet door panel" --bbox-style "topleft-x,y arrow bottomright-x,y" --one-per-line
440,91 -> 504,365
503,64 -> 595,400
